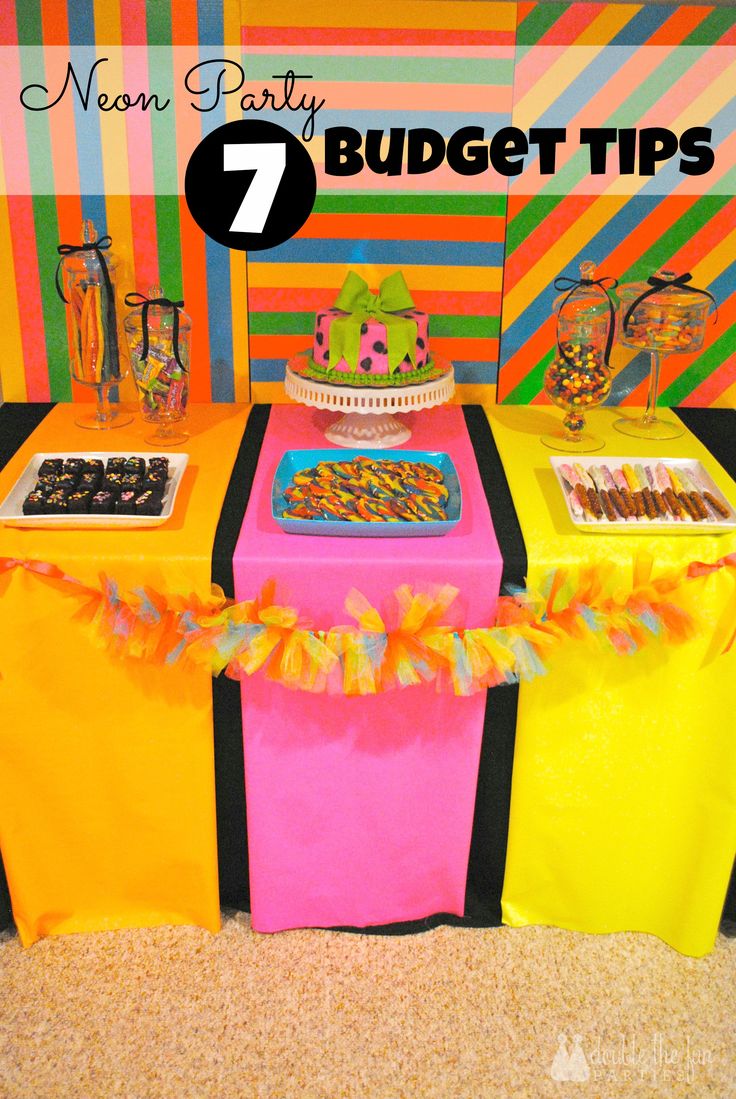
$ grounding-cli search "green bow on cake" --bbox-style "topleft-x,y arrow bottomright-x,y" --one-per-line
329,270 -> 419,373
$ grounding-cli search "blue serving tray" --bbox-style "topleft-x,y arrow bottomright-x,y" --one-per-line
272,448 -> 462,537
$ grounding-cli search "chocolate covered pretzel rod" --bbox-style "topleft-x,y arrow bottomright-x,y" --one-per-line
683,466 -> 732,519
640,486 -> 658,520
655,463 -> 690,521
588,467 -> 618,522
676,468 -> 718,521
650,489 -> 668,519
703,491 -> 731,519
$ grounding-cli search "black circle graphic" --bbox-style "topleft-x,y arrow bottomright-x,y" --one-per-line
185,119 -> 316,251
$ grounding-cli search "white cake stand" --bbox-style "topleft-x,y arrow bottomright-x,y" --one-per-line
285,355 -> 455,448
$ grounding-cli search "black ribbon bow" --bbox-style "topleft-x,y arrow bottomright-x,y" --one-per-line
55,235 -> 115,304
124,292 -> 186,371
553,274 -> 619,367
622,272 -> 718,334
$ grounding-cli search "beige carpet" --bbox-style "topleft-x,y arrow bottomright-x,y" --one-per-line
0,916 -> 734,1099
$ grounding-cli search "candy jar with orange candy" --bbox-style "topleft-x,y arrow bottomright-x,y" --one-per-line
614,270 -> 716,441
541,261 -> 617,453
56,219 -> 132,429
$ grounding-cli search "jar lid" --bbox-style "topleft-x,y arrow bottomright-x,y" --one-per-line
618,269 -> 709,309
553,261 -> 613,318
59,219 -> 117,272
124,286 -> 190,329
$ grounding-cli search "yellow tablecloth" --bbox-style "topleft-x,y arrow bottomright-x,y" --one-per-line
0,404 -> 250,945
487,405 -> 736,956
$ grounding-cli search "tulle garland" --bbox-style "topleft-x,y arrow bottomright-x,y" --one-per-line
1,552 -> 735,695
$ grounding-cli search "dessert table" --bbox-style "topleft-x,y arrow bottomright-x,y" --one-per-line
0,402 -> 734,956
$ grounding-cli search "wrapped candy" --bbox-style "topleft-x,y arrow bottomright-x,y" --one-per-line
614,270 -> 716,441
618,270 -> 715,355
124,287 -> 191,446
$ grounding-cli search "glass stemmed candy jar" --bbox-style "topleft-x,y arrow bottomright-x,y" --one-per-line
541,261 -> 616,453
614,270 -> 716,441
124,287 -> 191,447
56,219 -> 132,430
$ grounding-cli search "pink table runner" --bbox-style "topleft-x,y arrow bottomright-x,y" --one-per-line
233,405 -> 503,931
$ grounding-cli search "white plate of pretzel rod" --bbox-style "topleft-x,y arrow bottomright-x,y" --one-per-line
550,457 -> 736,533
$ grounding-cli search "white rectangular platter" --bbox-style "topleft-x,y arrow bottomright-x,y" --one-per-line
0,452 -> 189,529
550,456 -> 736,534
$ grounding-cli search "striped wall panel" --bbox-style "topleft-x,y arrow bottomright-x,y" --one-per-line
497,2 -> 736,407
0,0 -> 248,404
241,0 -> 515,404
0,1 -> 733,408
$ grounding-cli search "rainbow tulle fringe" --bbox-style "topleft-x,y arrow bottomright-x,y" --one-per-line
2,553 -> 735,695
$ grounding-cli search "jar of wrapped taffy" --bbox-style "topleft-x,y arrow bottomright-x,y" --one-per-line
541,261 -> 616,452
617,269 -> 712,354
124,287 -> 191,446
614,270 -> 716,440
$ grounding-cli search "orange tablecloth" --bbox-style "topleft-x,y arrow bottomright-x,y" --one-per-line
0,404 -> 250,945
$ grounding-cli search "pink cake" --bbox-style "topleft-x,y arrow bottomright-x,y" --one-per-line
312,306 -> 431,379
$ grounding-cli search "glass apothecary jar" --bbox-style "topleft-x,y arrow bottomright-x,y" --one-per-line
615,269 -> 715,440
57,219 -> 132,429
124,287 -> 191,446
541,261 -> 615,453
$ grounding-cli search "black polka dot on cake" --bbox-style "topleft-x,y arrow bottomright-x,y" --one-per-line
315,331 -> 324,345
373,341 -> 387,354
402,354 -> 411,363
324,350 -> 329,361
360,323 -> 368,334
417,338 -> 425,349
359,357 -> 373,371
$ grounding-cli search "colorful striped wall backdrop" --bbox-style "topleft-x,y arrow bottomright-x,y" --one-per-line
0,0 -> 733,407
498,2 -> 736,408
242,0 -> 514,404
0,0 -> 246,404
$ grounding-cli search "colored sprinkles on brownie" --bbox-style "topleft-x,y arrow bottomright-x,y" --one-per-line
22,455 -> 172,518
22,491 -> 47,515
68,490 -> 93,514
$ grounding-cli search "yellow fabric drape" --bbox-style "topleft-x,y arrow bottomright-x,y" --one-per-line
487,405 -> 736,956
0,404 -> 251,946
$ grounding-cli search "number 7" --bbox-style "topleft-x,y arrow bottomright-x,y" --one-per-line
224,143 -> 286,234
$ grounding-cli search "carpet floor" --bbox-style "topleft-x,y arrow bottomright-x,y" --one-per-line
0,916 -> 734,1099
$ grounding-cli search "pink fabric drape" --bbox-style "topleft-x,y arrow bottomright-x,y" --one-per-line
233,406 -> 503,931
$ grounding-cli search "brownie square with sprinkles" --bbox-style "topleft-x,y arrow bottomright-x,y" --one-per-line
80,470 -> 102,491
63,458 -> 85,478
91,490 -> 116,514
125,457 -> 146,476
45,489 -> 70,513
135,490 -> 163,516
38,459 -> 63,478
68,490 -> 93,514
116,490 -> 137,515
22,491 -> 47,515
